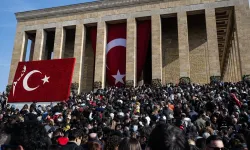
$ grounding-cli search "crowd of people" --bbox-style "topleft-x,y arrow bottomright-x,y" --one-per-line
1,81 -> 250,150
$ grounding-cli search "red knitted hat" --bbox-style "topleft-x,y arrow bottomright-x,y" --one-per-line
57,137 -> 69,145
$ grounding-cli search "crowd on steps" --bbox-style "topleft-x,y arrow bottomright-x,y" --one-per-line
1,81 -> 250,150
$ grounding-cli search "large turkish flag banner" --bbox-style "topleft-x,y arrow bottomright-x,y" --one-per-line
89,22 -> 150,86
106,23 -> 126,86
8,58 -> 75,103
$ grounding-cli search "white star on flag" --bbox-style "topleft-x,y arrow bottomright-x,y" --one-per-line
112,70 -> 125,84
41,75 -> 50,84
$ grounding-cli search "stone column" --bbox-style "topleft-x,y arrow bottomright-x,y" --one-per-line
235,1 -> 250,77
224,61 -> 229,82
227,59 -> 230,82
126,18 -> 137,87
8,25 -> 28,84
223,62 -> 226,81
151,15 -> 162,86
53,27 -> 66,59
178,12 -> 190,81
228,49 -> 231,82
72,24 -> 86,93
229,52 -> 232,82
94,21 -> 107,89
33,29 -> 46,60
231,41 -> 236,82
223,68 -> 226,81
205,8 -> 221,81
231,53 -> 234,82
232,31 -> 241,81
231,41 -> 238,82
227,62 -> 230,82
230,47 -> 235,82
227,56 -> 230,82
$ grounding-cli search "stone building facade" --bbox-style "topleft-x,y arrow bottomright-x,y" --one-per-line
8,0 -> 250,92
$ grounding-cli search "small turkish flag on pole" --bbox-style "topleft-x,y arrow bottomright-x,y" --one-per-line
8,58 -> 75,103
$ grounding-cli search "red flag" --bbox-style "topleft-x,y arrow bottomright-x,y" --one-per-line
89,27 -> 97,56
8,58 -> 75,103
89,22 -> 150,86
89,27 -> 97,82
106,23 -> 126,86
137,20 -> 151,80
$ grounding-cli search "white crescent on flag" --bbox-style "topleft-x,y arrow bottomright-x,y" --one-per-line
23,70 -> 41,91
106,38 -> 126,54
106,38 -> 126,70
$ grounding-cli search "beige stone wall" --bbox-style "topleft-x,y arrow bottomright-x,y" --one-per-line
162,17 -> 180,84
188,14 -> 209,84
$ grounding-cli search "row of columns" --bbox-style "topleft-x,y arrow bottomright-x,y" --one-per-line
8,2 -> 250,91
8,9 -> 222,91
223,29 -> 242,82
30,27 -> 66,61
222,0 -> 250,82
92,9 -> 222,89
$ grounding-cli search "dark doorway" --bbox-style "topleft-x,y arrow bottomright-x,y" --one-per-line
44,29 -> 55,60
143,37 -> 152,85
63,26 -> 76,58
